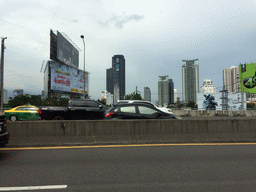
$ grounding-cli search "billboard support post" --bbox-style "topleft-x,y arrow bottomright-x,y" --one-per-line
81,35 -> 85,99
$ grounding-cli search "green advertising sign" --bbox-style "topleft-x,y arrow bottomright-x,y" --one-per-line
239,63 -> 256,93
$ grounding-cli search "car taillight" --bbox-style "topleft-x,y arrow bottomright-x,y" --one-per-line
105,112 -> 114,118
38,108 -> 42,116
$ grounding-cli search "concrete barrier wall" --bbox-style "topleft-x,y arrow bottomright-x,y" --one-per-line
173,110 -> 255,117
6,119 -> 256,147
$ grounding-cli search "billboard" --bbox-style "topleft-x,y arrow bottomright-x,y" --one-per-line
197,92 -> 246,110
239,63 -> 256,93
13,89 -> 23,97
57,31 -> 79,68
50,62 -> 88,94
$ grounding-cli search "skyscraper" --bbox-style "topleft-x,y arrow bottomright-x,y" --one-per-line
182,59 -> 199,103
106,68 -> 113,94
112,55 -> 125,104
158,75 -> 169,107
169,79 -> 174,104
223,66 -> 239,93
144,87 -> 151,102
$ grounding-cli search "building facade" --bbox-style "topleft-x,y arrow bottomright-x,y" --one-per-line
201,79 -> 216,93
182,59 -> 199,103
223,66 -> 239,93
174,89 -> 177,103
169,79 -> 174,103
144,87 -> 151,102
158,75 -> 169,107
106,68 -> 113,94
112,55 -> 125,104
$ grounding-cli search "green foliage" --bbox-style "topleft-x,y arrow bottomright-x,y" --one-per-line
125,92 -> 142,100
7,94 -> 69,108
41,95 -> 69,106
177,101 -> 198,109
247,103 -> 255,109
97,99 -> 111,107
187,101 -> 198,109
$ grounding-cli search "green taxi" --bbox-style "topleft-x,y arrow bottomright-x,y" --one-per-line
4,105 -> 40,121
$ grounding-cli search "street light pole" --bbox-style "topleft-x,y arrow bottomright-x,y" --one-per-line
80,35 -> 85,99
0,37 -> 7,115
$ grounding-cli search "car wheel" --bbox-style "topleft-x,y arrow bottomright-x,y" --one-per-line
10,115 -> 18,121
53,116 -> 65,120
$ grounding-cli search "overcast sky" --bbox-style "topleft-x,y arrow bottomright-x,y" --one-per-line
1,0 -> 256,102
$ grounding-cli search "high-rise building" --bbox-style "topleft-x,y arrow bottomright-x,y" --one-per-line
144,87 -> 151,102
106,68 -> 113,94
158,75 -> 169,107
223,68 -> 231,92
174,89 -> 177,103
201,79 -> 216,93
112,55 -> 125,104
223,66 -> 239,93
169,79 -> 174,103
182,59 -> 199,103
106,55 -> 125,104
3,89 -> 7,104
231,66 -> 240,93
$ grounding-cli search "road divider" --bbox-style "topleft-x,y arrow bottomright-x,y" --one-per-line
6,119 -> 256,147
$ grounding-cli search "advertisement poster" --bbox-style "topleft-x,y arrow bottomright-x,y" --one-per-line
239,63 -> 256,94
197,93 -> 246,110
51,62 -> 88,94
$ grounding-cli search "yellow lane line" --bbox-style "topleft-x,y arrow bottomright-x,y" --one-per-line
1,143 -> 256,150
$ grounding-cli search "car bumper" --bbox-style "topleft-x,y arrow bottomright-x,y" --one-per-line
0,131 -> 10,146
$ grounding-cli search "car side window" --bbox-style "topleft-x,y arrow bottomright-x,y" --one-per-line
120,106 -> 136,113
138,106 -> 158,115
15,107 -> 27,111
87,101 -> 99,107
27,108 -> 37,111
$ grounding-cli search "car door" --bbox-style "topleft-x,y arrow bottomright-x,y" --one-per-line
117,105 -> 140,119
137,105 -> 167,119
86,100 -> 104,119
15,107 -> 27,120
26,107 -> 38,120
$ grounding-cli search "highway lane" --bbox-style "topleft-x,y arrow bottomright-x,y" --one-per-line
1,144 -> 256,191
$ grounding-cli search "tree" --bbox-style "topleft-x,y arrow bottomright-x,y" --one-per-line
8,94 -> 42,108
125,92 -> 142,100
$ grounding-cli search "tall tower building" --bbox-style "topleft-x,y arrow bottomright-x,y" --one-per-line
223,66 -> 239,93
169,79 -> 174,104
106,68 -> 113,94
158,75 -> 169,107
182,59 -> 199,103
231,66 -> 240,93
174,89 -> 177,103
112,55 -> 125,104
144,87 -> 151,102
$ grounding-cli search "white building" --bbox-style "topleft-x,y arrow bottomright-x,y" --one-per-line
158,76 -> 169,107
223,66 -> 239,93
101,91 -> 113,105
174,89 -> 177,103
201,79 -> 215,93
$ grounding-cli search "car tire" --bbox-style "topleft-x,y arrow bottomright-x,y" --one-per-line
10,115 -> 18,121
53,116 -> 65,120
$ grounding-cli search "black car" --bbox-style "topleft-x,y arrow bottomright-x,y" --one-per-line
105,103 -> 182,120
0,116 -> 9,147
39,99 -> 109,120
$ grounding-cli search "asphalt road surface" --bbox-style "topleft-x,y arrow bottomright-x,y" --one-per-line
1,144 -> 256,191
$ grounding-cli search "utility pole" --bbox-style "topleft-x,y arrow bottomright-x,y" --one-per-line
80,35 -> 85,99
0,37 -> 7,115
240,63 -> 245,111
